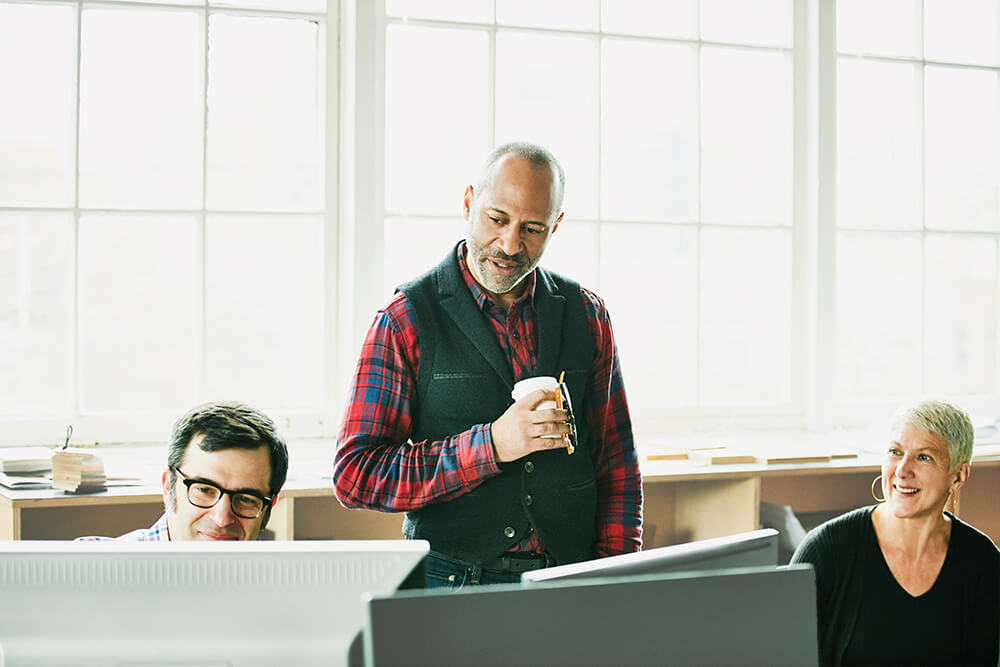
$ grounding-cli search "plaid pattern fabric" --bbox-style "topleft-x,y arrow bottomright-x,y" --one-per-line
75,513 -> 170,542
334,242 -> 642,557
461,250 -> 539,380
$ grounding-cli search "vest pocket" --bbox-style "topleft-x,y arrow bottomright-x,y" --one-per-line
425,372 -> 493,421
431,372 -> 489,380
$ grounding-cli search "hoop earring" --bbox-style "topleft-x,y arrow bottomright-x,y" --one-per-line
871,475 -> 886,503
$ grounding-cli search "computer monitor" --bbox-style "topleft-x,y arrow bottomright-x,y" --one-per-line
0,539 -> 428,667
365,564 -> 818,666
522,527 -> 778,584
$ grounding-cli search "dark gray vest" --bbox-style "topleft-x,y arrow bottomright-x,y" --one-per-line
397,243 -> 597,565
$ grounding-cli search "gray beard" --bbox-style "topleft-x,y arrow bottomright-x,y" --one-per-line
469,244 -> 532,294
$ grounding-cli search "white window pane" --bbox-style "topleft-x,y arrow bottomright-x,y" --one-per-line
602,40 -> 697,222
207,14 -> 323,212
700,228 -> 791,404
383,217 -> 466,298
701,47 -> 791,225
78,8 -> 203,209
211,0 -> 323,11
496,0 -> 598,30
700,0 -> 792,47
205,215 -> 323,410
536,219 -> 599,293
837,59 -> 919,230
600,223 -> 697,408
836,0 -> 919,57
837,232 -> 921,399
385,0 -> 491,22
924,0 -> 999,66
79,214 -> 197,412
925,67 -> 1000,232
101,0 -> 200,5
0,4 -> 75,207
601,0 -> 697,39
0,213 -> 73,416
496,32 -> 598,218
925,235 -> 997,395
385,26 -> 488,216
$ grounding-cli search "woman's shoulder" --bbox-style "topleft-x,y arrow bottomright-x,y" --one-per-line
812,506 -> 874,539
948,513 -> 1000,563
791,506 -> 874,563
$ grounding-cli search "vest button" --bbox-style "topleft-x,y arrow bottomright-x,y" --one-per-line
524,494 -> 532,506
524,461 -> 534,473
504,526 -> 516,538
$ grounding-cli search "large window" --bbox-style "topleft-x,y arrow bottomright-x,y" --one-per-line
378,0 -> 796,432
834,0 -> 1000,422
369,0 -> 1000,432
3,0 -> 1000,445
0,1 -> 326,444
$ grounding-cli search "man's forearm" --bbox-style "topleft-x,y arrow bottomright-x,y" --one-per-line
332,425 -> 500,512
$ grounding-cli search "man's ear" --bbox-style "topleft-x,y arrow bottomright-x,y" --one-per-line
463,185 -> 474,220
550,212 -> 564,235
161,469 -> 172,503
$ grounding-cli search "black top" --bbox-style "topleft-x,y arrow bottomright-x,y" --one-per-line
842,512 -> 978,666
791,506 -> 999,666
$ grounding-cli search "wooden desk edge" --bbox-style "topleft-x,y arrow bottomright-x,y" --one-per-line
641,454 -> 1000,483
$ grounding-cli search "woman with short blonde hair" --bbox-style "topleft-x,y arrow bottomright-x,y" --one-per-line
792,398 -> 999,666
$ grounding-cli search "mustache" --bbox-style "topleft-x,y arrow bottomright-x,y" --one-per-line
486,250 -> 526,264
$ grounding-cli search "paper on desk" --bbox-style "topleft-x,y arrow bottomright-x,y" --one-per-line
103,476 -> 146,487
0,446 -> 54,474
0,472 -> 52,490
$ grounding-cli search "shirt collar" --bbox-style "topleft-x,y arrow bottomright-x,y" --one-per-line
149,513 -> 171,541
457,241 -> 536,312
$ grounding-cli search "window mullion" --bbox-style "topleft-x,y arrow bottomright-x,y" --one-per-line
196,4 -> 209,403
71,1 -> 83,424
806,0 -> 837,430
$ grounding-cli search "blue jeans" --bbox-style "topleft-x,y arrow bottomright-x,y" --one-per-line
423,550 -> 523,589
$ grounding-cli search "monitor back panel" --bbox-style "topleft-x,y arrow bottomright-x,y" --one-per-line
522,528 -> 779,584
366,564 -> 818,667
0,540 -> 427,667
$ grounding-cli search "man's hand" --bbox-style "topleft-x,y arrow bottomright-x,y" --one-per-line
490,389 -> 573,462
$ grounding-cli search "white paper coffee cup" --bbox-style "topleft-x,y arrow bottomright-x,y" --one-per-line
511,376 -> 559,410
512,376 -> 564,440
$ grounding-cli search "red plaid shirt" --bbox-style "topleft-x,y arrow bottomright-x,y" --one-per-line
334,243 -> 642,557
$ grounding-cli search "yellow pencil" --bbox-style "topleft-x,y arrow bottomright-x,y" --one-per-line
556,371 -> 573,454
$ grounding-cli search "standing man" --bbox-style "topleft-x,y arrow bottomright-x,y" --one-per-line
79,401 -> 288,541
334,142 -> 642,587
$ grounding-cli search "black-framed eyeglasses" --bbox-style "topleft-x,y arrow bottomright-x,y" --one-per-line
174,469 -> 272,520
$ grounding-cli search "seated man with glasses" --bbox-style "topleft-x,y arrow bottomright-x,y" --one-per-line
78,401 -> 289,541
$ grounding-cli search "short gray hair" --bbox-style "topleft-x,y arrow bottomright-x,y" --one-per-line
890,398 -> 974,470
475,141 -> 566,216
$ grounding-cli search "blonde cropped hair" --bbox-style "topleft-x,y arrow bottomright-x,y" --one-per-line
890,398 -> 974,471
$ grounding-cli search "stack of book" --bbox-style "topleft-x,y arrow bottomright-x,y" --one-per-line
0,447 -> 54,475
51,448 -> 106,492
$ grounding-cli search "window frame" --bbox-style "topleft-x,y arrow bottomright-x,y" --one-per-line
5,0 -> 1000,446
0,0 -> 339,446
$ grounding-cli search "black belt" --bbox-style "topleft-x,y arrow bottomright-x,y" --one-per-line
481,552 -> 553,573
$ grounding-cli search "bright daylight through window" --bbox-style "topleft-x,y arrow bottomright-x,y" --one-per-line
1,0 -> 999,444
0,1 -> 325,443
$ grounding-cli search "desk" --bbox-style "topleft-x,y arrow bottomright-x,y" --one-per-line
0,478 -> 326,541
640,453 -> 1000,548
0,442 -> 404,541
2,443 -> 998,546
